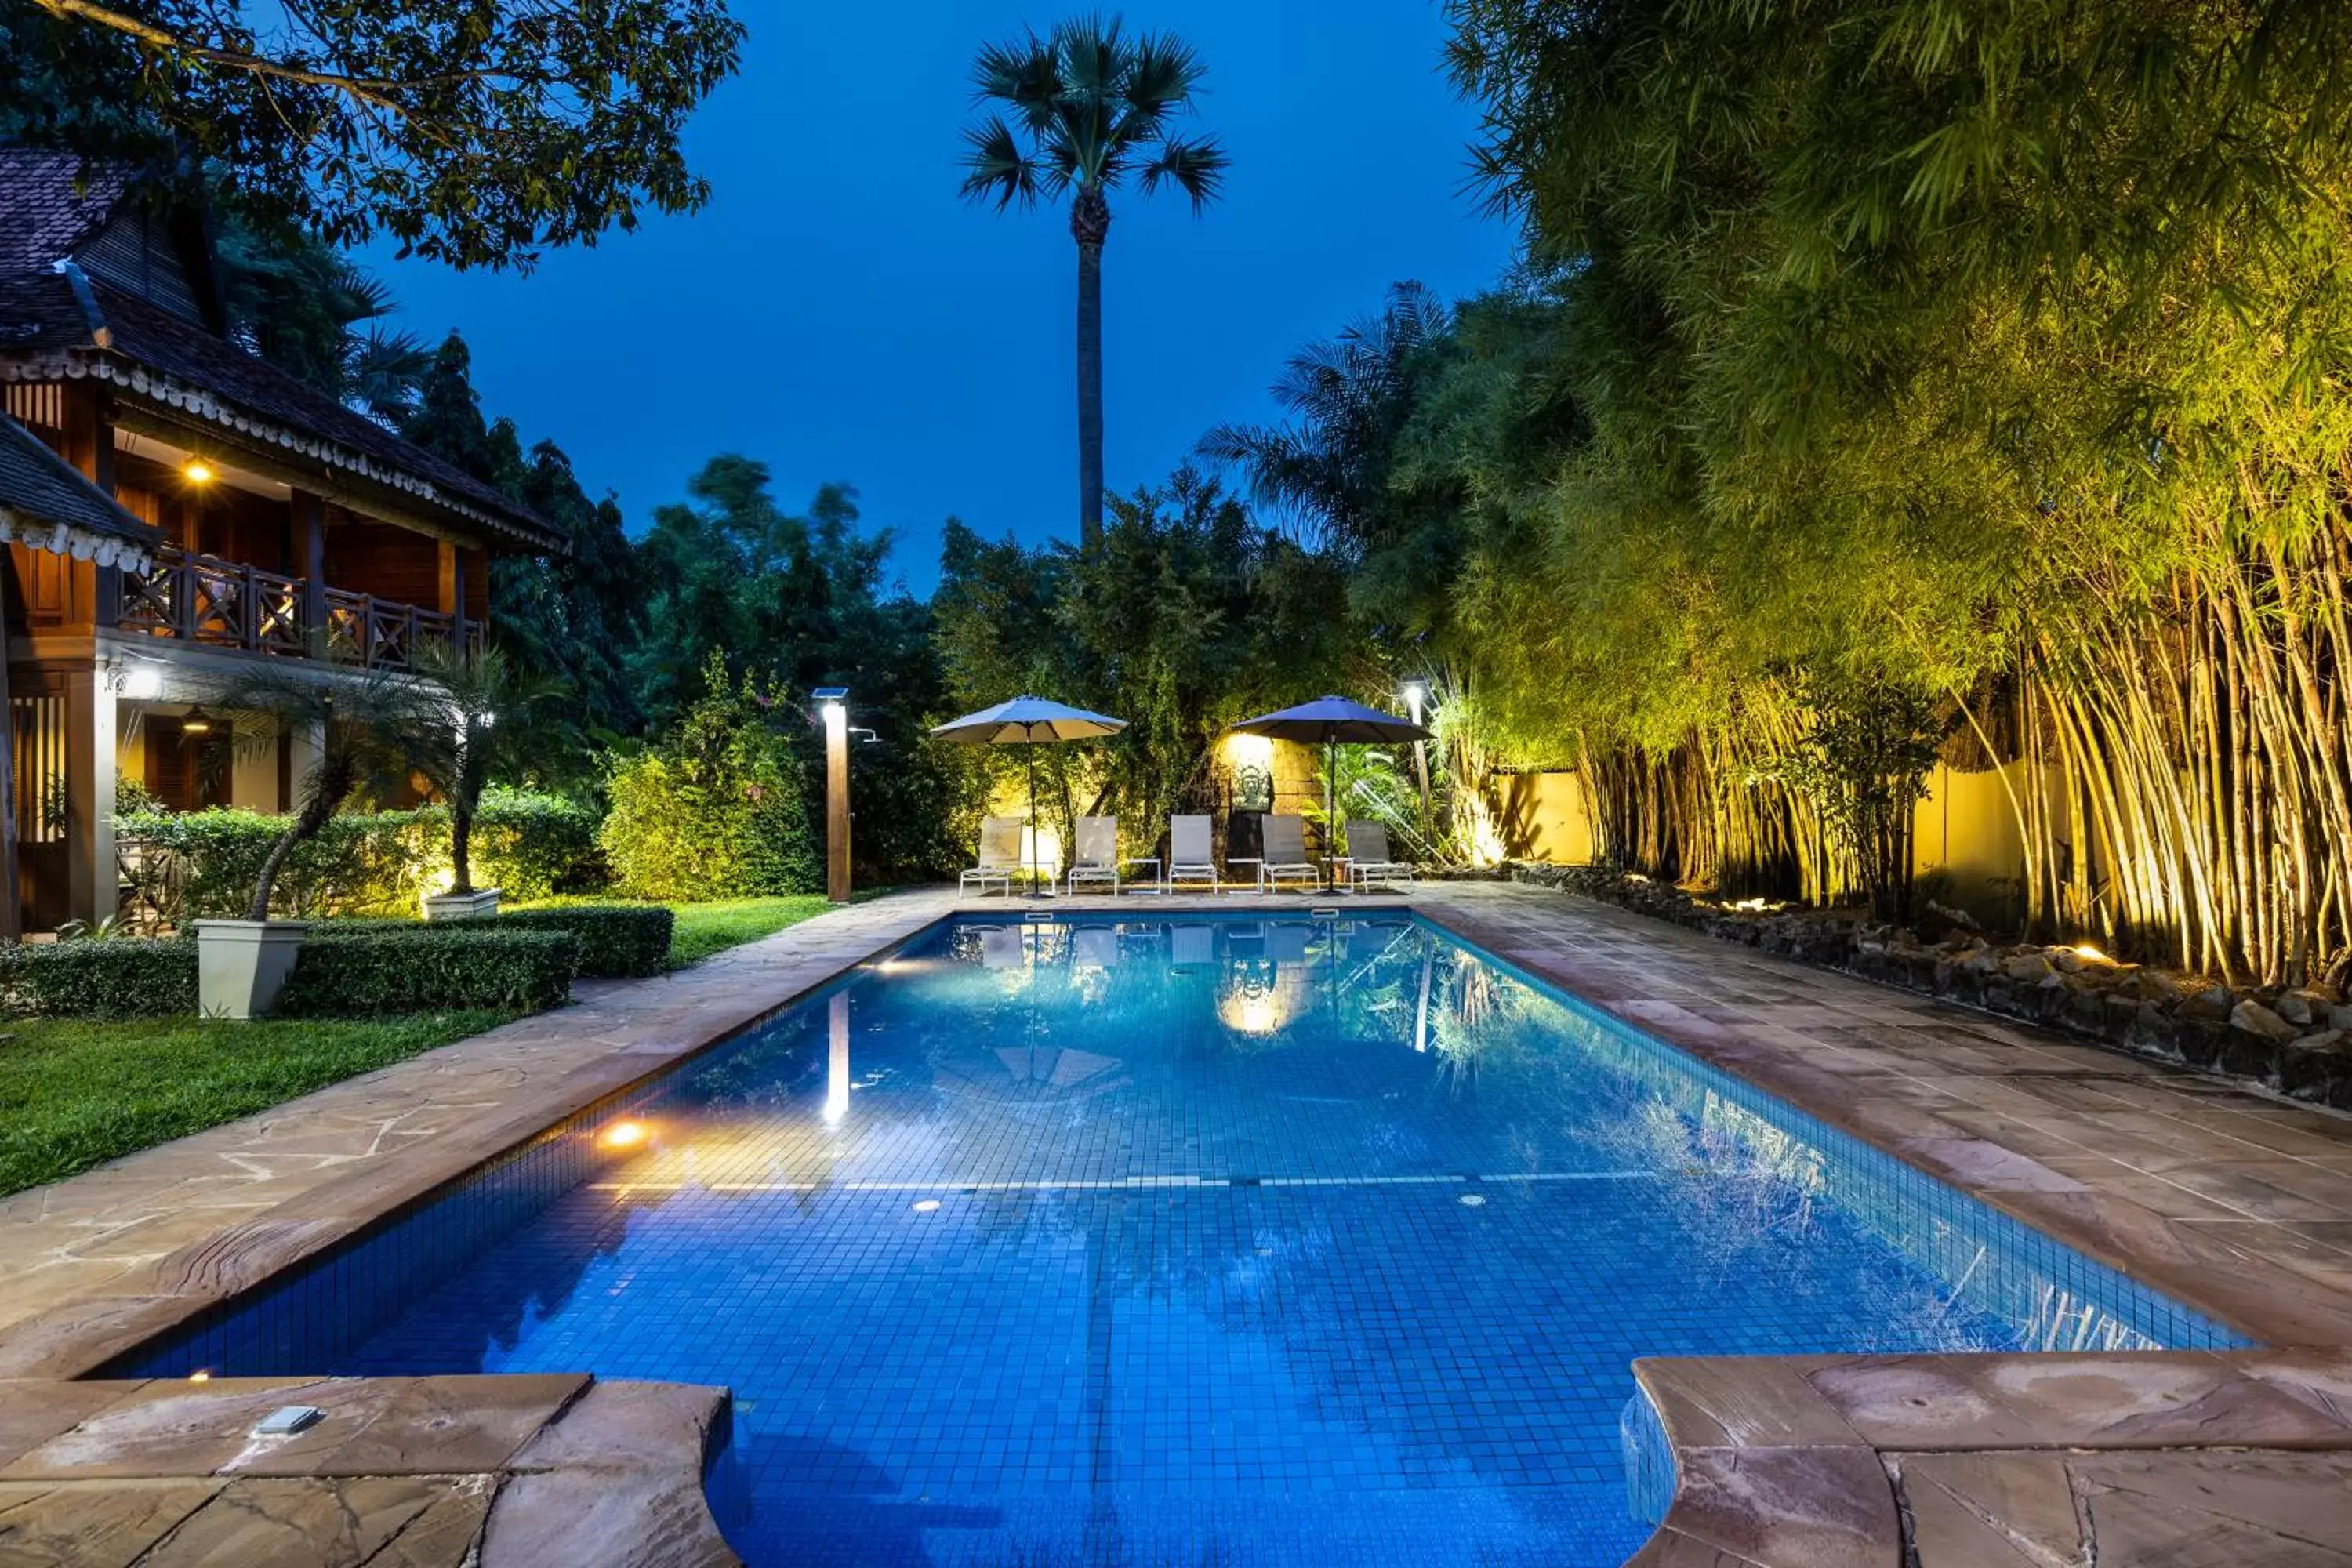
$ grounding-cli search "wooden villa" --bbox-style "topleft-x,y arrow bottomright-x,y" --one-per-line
0,151 -> 565,932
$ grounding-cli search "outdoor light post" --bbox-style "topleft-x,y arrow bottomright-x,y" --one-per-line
815,687 -> 851,904
1402,680 -> 1433,842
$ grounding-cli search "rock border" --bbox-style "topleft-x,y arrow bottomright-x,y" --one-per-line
1502,864 -> 2352,1110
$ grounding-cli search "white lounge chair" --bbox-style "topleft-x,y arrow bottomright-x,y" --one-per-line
1064,816 -> 1132,896
1344,819 -> 1416,893
1238,814 -> 1323,894
1164,815 -> 1219,893
960,816 -> 1021,898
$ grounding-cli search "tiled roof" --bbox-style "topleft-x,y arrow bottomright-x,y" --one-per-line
0,151 -> 132,277
0,413 -> 160,569
0,152 -> 562,554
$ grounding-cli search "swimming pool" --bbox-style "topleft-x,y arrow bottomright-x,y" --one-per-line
114,913 -> 2250,1566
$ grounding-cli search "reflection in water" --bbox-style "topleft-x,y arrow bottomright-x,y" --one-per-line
823,992 -> 850,1124
306,913 -> 2244,1568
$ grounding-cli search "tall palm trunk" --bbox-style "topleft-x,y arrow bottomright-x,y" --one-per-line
1072,187 -> 1110,550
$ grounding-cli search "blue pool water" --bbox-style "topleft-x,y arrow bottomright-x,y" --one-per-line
118,914 -> 2250,1566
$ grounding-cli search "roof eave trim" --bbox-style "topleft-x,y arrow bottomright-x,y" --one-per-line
0,504 -> 154,572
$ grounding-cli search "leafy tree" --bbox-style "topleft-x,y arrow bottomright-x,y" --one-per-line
598,652 -> 822,900
399,335 -> 643,747
3,0 -> 746,269
214,216 -> 431,423
959,15 -> 1229,546
933,467 -> 1349,858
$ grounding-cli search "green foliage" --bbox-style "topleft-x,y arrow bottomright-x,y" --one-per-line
0,1011 -> 502,1196
932,468 -> 1350,862
958,17 -> 1229,218
599,655 -> 824,901
320,902 -> 673,978
1,0 -> 746,270
118,792 -> 608,924
401,336 -> 648,748
468,789 -> 607,900
285,929 -> 575,1014
0,937 -> 198,1018
1755,681 -> 1950,920
623,462 -> 973,882
463,906 -> 671,978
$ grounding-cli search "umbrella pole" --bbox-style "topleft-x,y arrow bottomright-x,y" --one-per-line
1025,739 -> 1040,897
1326,736 -> 1336,889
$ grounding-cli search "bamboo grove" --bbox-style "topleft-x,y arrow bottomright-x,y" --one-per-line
1209,0 -> 2352,985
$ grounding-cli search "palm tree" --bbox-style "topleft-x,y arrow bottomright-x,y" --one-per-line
959,16 -> 1229,549
215,666 -> 442,920
1198,282 -> 1454,551
410,643 -> 568,896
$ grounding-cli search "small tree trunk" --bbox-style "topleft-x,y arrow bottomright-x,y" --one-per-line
450,804 -> 474,895
1072,188 -> 1110,551
245,754 -> 353,921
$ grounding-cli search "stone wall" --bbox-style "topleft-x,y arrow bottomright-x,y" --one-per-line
1502,862 -> 2352,1111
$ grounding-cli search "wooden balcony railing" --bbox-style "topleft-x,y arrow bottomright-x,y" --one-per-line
116,545 -> 482,670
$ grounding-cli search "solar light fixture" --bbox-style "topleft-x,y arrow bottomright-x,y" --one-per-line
252,1406 -> 324,1436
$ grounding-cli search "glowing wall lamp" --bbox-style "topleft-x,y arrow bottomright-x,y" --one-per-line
814,687 -> 851,903
114,662 -> 164,702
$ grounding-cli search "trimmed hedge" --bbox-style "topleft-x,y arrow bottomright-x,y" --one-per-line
117,789 -> 608,924
463,906 -> 672,978
284,928 -> 577,1014
318,905 -> 673,978
0,938 -> 198,1018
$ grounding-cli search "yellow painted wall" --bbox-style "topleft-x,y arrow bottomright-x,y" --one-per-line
1486,771 -> 1595,864
1911,759 -> 2028,921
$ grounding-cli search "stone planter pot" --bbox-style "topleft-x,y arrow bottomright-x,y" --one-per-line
423,887 -> 501,922
194,920 -> 309,1019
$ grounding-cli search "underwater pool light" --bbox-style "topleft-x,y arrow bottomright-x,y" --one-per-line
597,1120 -> 650,1151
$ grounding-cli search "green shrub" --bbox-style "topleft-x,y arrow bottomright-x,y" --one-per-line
598,663 -> 822,901
283,928 -> 576,1014
474,789 -> 608,900
470,906 -> 671,978
0,937 -> 198,1018
315,905 -> 672,978
117,790 -> 609,926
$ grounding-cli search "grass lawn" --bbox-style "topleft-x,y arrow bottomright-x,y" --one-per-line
0,1011 -> 505,1198
521,892 -> 847,967
666,895 -> 837,966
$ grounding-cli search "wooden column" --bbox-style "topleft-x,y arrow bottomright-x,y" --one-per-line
294,490 -> 326,651
62,666 -> 116,926
447,545 -> 469,648
60,386 -> 118,924
60,385 -> 118,630
824,700 -> 850,903
0,565 -> 18,944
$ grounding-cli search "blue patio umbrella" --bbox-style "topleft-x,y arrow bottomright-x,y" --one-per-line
931,696 -> 1127,891
1229,695 -> 1432,844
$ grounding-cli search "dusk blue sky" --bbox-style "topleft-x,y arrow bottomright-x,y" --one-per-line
366,0 -> 1518,594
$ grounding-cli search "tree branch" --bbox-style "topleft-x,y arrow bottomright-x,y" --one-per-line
31,0 -> 450,117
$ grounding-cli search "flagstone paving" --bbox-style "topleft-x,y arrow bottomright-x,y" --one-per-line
0,881 -> 2348,1565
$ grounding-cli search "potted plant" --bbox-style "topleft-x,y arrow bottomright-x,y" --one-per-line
412,643 -> 565,921
198,665 -> 435,1018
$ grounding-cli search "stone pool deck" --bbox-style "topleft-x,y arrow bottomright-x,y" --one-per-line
0,883 -> 2347,1565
